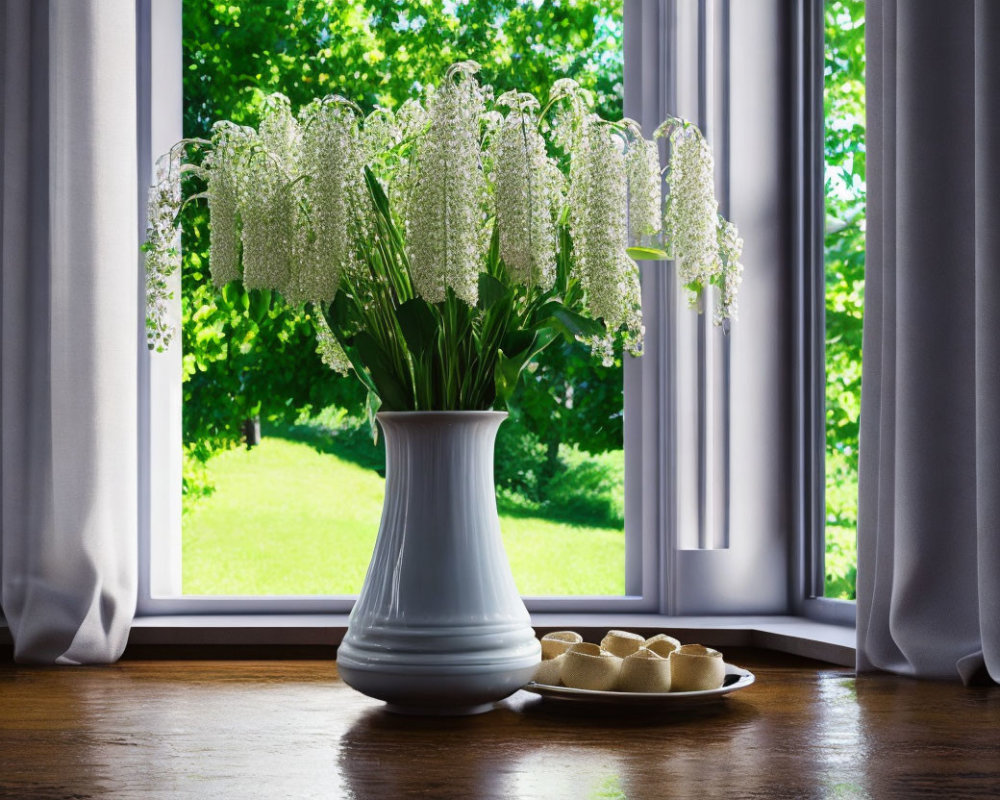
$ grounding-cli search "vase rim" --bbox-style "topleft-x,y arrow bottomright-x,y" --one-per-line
376,410 -> 508,420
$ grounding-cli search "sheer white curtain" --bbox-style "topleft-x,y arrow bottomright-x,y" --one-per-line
858,0 -> 1000,684
1,0 -> 138,663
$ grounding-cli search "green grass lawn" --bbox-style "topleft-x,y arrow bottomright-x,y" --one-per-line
183,436 -> 625,596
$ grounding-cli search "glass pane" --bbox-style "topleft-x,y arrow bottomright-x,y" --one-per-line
179,1 -> 626,597
823,0 -> 864,600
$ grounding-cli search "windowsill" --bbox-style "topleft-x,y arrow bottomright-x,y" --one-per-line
91,613 -> 857,666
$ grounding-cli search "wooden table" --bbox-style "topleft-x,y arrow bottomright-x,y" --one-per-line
1,649 -> 998,799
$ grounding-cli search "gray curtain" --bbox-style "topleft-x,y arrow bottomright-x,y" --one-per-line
1,0 -> 138,663
858,0 -> 1000,684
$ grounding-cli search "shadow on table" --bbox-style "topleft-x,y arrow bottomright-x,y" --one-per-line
336,695 -> 764,800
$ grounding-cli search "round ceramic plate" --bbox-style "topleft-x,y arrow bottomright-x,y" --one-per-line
521,663 -> 754,705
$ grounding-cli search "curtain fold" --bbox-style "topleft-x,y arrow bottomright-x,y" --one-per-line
1,0 -> 138,663
858,0 -> 1000,684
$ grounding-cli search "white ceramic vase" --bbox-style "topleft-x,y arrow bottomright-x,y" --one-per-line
336,410 -> 540,715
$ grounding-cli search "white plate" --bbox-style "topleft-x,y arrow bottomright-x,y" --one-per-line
521,663 -> 754,706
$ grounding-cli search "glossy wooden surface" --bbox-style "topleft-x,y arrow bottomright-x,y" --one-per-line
0,649 -> 997,799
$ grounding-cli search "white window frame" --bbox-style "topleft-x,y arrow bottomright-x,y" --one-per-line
135,0 -> 856,631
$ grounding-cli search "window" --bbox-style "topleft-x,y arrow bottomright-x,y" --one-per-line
140,0 -> 661,613
138,0 -> 850,625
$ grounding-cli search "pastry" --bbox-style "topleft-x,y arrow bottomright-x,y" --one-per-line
561,642 -> 623,691
669,644 -> 726,691
600,629 -> 645,659
644,633 -> 681,658
617,648 -> 672,692
540,631 -> 583,660
533,653 -> 565,686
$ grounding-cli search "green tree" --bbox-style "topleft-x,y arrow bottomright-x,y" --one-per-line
824,0 -> 864,599
181,0 -> 626,482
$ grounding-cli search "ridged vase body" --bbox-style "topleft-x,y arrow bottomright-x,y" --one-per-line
336,411 -> 540,714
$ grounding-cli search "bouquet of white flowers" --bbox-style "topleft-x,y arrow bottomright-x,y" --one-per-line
144,62 -> 742,416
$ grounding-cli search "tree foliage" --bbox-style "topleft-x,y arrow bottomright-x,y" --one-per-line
181,0 -> 626,472
824,0 -> 864,599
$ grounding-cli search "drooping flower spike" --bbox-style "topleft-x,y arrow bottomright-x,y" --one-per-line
404,61 -> 486,306
144,147 -> 183,351
655,117 -> 743,324
492,90 -> 560,290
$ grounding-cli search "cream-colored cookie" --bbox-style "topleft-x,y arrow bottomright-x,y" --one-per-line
644,633 -> 681,658
532,653 -> 565,686
540,631 -> 583,660
616,648 -> 672,693
669,644 -> 726,691
600,629 -> 645,659
561,642 -> 623,691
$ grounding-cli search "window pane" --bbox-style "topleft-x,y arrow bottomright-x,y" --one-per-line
823,0 -> 864,600
179,1 -> 626,597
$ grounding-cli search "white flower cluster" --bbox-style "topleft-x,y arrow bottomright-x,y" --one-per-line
295,99 -> 366,304
203,94 -> 375,320
239,97 -> 298,293
657,119 -> 743,324
388,99 -> 430,227
716,217 -> 744,324
491,91 -> 560,289
258,93 -> 301,172
313,306 -> 351,375
625,130 -> 662,244
404,61 -> 486,306
144,150 -> 182,351
240,147 -> 295,293
359,106 -> 400,161
663,125 -> 719,295
205,122 -> 253,288
568,119 -> 644,359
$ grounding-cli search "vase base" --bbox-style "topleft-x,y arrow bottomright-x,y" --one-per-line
337,656 -> 538,712
383,702 -> 495,717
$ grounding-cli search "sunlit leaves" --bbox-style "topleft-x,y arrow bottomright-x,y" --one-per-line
824,0 -> 864,600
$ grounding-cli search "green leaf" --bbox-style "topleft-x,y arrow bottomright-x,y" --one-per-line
327,290 -> 353,330
478,273 -> 509,311
364,166 -> 391,220
248,289 -> 271,324
364,166 -> 406,254
220,281 -> 243,310
339,343 -> 380,397
626,246 -> 670,261
493,329 -> 557,406
543,306 -> 605,341
500,329 -> 535,358
485,221 -> 501,278
395,297 -> 438,357
365,390 -> 382,445
494,349 -> 524,406
556,225 -> 573,293
352,331 -> 412,411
